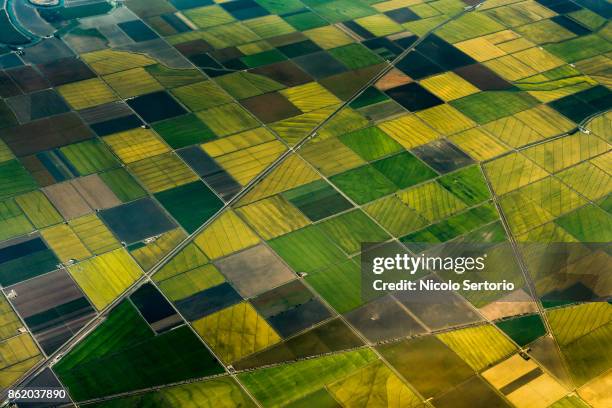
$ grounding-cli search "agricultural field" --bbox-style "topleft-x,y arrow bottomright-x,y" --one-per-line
0,0 -> 610,406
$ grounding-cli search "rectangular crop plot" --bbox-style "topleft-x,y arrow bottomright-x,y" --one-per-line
6,269 -> 96,354
54,301 -> 223,401
100,198 -> 177,244
0,235 -> 59,287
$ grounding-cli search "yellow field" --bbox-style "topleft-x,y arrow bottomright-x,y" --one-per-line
193,302 -> 281,363
103,67 -> 163,98
158,264 -> 225,301
58,78 -> 117,110
329,361 -> 422,407
558,161 -> 612,201
183,5 -> 234,29
523,133 -> 610,173
455,37 -> 507,62
129,228 -> 186,271
14,190 -> 62,229
68,249 -> 143,310
129,153 -> 199,193
364,195 -> 428,236
355,14 -> 403,36
513,105 -> 575,137
591,151 -> 612,173
485,55 -> 538,81
578,369 -> 612,408
483,115 -> 543,148
270,106 -> 338,145
239,155 -> 321,204
171,80 -> 232,111
299,136 -> 366,176
238,40 -> 273,55
449,128 -> 509,161
81,49 -> 157,75
484,153 -> 549,195
587,111 -> 612,143
280,82 -> 341,113
203,127 -> 274,157
243,15 -> 295,39
303,25 -> 354,49
104,128 -> 170,164
201,127 -> 286,186
153,242 -> 210,282
69,214 -> 120,255
0,334 -> 41,389
196,103 -> 259,137
399,181 -> 467,222
378,114 -> 440,149
483,354 -> 568,408
513,47 -> 565,72
194,210 -> 260,260
437,324 -> 516,371
547,303 -> 611,347
215,140 -> 286,186
420,72 -> 480,101
497,37 -> 534,53
519,177 -> 586,217
416,104 -> 476,135
0,297 -> 21,341
500,192 -> 556,236
199,22 -> 259,48
237,195 -> 311,240
373,0 -> 422,12
41,224 -> 92,262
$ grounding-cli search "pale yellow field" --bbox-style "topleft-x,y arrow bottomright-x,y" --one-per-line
280,82 -> 341,113
513,47 -> 565,72
303,25 -> 354,49
58,78 -> 117,110
193,302 -> 281,363
104,128 -> 171,164
243,15 -> 295,39
485,55 -> 538,81
103,67 -> 163,98
129,228 -> 186,271
578,369 -> 612,408
483,115 -> 543,148
270,106 -> 338,145
416,104 -> 476,135
239,155 -> 321,204
328,360 -> 422,407
194,210 -> 260,260
355,14 -> 403,36
378,114 -> 440,149
558,161 -> 612,201
420,72 -> 480,101
450,128 -> 509,161
41,224 -> 92,262
81,49 -> 157,75
158,264 -> 225,301
237,195 -> 311,240
215,140 -> 286,186
129,153 -> 199,193
437,324 -> 516,371
69,214 -> 120,255
299,136 -> 366,176
523,133 -> 610,173
484,153 -> 549,195
68,249 -> 142,310
399,181 -> 467,222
